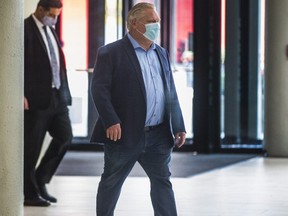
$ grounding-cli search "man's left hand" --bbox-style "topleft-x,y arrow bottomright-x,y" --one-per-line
174,132 -> 186,148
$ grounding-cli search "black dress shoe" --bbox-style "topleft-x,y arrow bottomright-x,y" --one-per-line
24,196 -> 50,207
39,185 -> 57,203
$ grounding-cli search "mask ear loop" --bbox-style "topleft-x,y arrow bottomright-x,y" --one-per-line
135,20 -> 146,33
135,21 -> 148,40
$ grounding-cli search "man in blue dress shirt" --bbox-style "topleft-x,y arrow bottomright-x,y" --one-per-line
90,2 -> 186,216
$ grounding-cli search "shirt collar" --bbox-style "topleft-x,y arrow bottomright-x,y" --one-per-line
127,33 -> 156,51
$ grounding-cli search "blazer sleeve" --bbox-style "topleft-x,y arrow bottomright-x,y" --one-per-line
164,50 -> 186,134
90,46 -> 122,129
169,71 -> 186,134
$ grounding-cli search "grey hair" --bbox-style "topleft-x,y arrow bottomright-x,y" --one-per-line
126,2 -> 156,31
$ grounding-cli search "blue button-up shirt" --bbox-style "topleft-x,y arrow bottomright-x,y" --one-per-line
128,34 -> 165,126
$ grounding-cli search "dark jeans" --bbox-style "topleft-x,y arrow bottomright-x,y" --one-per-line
24,89 -> 72,199
96,124 -> 177,216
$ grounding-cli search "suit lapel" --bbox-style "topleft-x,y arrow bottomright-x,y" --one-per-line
28,16 -> 48,54
155,46 -> 170,91
121,36 -> 147,102
49,26 -> 66,77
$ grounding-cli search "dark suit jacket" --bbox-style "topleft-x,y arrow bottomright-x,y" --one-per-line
24,15 -> 71,110
90,35 -> 185,148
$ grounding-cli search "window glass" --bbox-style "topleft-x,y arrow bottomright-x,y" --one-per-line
105,0 -> 123,44
258,0 -> 265,140
133,0 -> 158,5
171,0 -> 194,138
221,0 -> 265,143
61,0 -> 88,137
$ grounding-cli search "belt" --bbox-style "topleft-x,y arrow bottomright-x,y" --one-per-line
144,123 -> 164,132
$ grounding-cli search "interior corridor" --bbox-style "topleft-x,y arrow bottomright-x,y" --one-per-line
24,155 -> 288,216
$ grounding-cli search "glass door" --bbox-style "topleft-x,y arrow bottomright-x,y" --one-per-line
171,0 -> 194,139
61,0 -> 89,138
221,0 -> 265,148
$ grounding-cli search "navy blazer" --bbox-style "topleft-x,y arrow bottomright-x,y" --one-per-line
24,15 -> 71,110
90,35 -> 185,148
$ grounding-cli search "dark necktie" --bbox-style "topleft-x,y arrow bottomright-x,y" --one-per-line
43,25 -> 61,89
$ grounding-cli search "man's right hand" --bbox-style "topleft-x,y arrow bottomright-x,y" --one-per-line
106,123 -> 121,141
24,97 -> 29,110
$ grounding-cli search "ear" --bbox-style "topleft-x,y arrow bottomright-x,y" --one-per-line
35,6 -> 45,20
131,18 -> 137,28
38,6 -> 44,12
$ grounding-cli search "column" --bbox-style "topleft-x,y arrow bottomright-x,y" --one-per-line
264,0 -> 288,156
0,0 -> 24,216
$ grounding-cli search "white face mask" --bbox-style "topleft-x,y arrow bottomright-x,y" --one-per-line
42,15 -> 58,26
139,22 -> 160,42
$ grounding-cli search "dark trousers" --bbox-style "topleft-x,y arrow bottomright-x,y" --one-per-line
96,124 -> 177,216
24,89 -> 72,199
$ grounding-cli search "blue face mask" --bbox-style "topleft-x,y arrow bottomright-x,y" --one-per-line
140,22 -> 160,41
42,15 -> 58,26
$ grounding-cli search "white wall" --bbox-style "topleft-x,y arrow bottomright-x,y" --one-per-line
0,0 -> 24,215
24,0 -> 38,18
